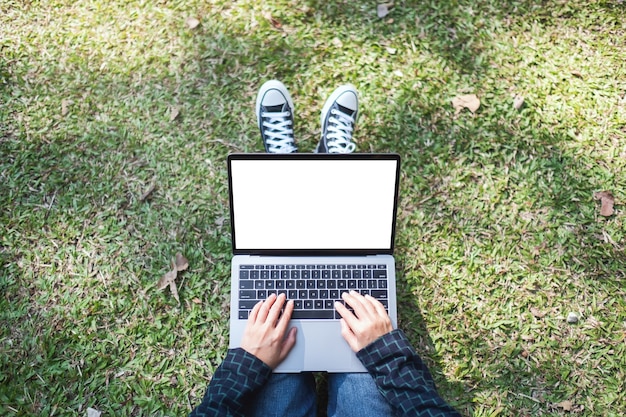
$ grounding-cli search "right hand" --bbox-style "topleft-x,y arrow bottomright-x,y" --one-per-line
335,290 -> 393,352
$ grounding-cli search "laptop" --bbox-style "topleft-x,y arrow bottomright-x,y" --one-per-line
227,153 -> 401,372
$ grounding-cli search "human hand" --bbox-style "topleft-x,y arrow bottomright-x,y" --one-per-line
335,290 -> 393,352
240,293 -> 297,369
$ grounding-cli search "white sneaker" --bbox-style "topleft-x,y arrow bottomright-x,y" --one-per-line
256,80 -> 297,153
316,85 -> 358,154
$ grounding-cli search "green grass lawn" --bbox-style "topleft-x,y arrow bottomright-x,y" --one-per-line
1,0 -> 625,415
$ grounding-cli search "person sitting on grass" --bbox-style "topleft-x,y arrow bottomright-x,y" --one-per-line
189,81 -> 461,417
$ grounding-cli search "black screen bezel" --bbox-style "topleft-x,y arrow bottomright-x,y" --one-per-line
227,153 -> 401,256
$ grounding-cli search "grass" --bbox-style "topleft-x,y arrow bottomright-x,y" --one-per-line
1,0 -> 625,415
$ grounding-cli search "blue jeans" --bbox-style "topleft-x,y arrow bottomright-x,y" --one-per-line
244,372 -> 395,417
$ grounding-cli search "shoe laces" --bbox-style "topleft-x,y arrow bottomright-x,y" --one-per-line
261,111 -> 296,153
325,109 -> 356,153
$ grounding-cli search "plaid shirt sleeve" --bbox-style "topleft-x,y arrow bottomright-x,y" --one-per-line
189,348 -> 272,417
357,329 -> 462,417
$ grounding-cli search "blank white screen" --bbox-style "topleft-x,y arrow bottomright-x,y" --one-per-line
230,159 -> 398,250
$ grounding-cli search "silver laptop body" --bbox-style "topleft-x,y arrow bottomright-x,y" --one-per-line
227,153 -> 401,372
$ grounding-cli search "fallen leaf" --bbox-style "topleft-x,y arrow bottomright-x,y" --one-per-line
157,255 -> 188,302
452,94 -> 480,114
169,280 -> 180,304
571,70 -> 583,78
157,269 -> 177,291
593,191 -> 615,216
185,17 -> 200,29
386,18 -> 394,24
513,95 -> 524,110
61,99 -> 72,116
530,307 -> 546,318
262,11 -> 282,28
269,17 -> 281,28
170,106 -> 181,121
377,3 -> 394,18
175,253 -> 189,271
192,297 -> 202,304
557,400 -> 573,411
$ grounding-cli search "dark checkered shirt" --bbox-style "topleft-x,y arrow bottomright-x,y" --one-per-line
190,329 -> 460,416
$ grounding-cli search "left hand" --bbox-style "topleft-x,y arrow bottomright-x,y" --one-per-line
240,293 -> 297,369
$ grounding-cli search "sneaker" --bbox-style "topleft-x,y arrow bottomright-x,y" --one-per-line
256,80 -> 297,153
316,84 -> 358,154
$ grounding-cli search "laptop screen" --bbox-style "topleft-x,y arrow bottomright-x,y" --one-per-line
228,154 -> 400,254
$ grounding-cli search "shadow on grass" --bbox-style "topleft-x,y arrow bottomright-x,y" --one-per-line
381,81 -> 625,414
0,71 -> 237,415
396,271 -> 472,413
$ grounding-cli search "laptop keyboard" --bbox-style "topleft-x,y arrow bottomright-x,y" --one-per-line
237,264 -> 389,320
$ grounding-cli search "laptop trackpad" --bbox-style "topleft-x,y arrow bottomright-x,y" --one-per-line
276,320 -> 366,372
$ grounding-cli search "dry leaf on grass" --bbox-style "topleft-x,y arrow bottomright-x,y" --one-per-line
269,17 -> 282,28
262,11 -> 282,28
156,253 -> 189,304
186,17 -> 200,29
513,95 -> 525,110
169,280 -> 180,303
157,263 -> 177,291
593,191 -> 615,216
556,400 -> 573,411
175,253 -> 189,271
452,94 -> 480,114
61,99 -> 72,116
169,106 -> 181,121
